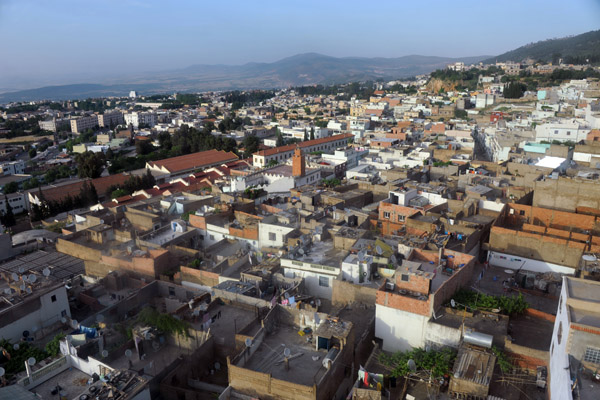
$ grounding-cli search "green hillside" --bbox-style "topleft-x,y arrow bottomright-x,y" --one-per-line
485,30 -> 600,64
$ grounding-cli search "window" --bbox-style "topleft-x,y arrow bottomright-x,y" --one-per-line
567,131 -> 571,136
557,321 -> 563,344
61,310 -> 67,317
519,210 -> 525,216
318,276 -> 329,287
554,130 -> 559,134
398,215 -> 405,222
268,232 -> 276,241
51,295 -> 57,302
169,287 -> 175,296
383,211 -> 390,219
209,234 -> 215,241
584,347 -> 600,364
401,274 -> 409,282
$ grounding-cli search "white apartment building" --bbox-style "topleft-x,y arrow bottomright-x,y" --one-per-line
0,192 -> 28,215
125,112 -> 157,128
70,115 -> 99,133
98,111 -> 124,128
0,160 -> 25,175
535,120 -> 590,143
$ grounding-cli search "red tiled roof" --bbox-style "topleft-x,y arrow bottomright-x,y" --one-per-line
254,133 -> 353,157
147,149 -> 238,174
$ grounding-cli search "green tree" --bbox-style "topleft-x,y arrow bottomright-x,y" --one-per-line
3,181 -> 18,194
310,127 -> 315,140
242,134 -> 261,158
276,129 -> 285,147
1,197 -> 16,227
504,82 -> 526,99
304,128 -> 308,141
28,148 -> 37,159
75,151 -> 105,179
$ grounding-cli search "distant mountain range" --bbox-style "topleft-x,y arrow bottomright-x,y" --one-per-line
0,53 -> 487,103
484,29 -> 600,64
3,29 -> 600,103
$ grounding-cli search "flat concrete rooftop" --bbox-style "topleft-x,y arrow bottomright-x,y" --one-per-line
243,325 -> 330,386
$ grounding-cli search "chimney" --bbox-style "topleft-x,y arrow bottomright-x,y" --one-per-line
292,147 -> 305,177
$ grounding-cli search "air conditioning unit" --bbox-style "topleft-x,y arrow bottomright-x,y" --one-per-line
385,282 -> 395,291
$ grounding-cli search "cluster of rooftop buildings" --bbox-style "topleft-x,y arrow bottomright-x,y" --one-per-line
1,60 -> 600,399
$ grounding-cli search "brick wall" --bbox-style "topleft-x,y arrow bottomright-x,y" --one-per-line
180,266 -> 219,287
56,237 -> 102,261
375,289 -> 431,316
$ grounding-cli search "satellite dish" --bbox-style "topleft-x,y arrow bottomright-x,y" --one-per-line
245,338 -> 253,347
13,344 -> 19,350
451,299 -> 456,308
28,274 -> 37,283
188,300 -> 194,309
391,254 -> 397,264
298,248 -> 305,255
11,273 -> 19,282
96,314 -> 105,323
43,268 -> 51,277
358,250 -> 366,261
27,357 -> 36,366
101,350 -> 108,358
0,367 -> 4,377
407,359 -> 417,372
376,245 -> 383,255
61,317 -> 67,324
71,320 -> 78,329
284,292 -> 290,299
20,284 -> 26,291
583,254 -> 597,262
125,349 -> 133,358
214,361 -> 221,371
26,287 -> 32,294
4,288 -> 11,295
18,267 -> 24,274
284,348 -> 291,358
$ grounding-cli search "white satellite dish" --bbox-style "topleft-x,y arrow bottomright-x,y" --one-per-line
358,250 -> 366,261
451,299 -> 456,308
43,268 -> 51,277
96,314 -> 104,323
13,344 -> 19,350
298,248 -> 305,255
4,288 -> 11,295
407,359 -> 416,372
27,357 -> 36,366
125,349 -> 133,358
61,317 -> 67,324
28,274 -> 37,283
245,338 -> 253,347
18,267 -> 24,274
376,245 -> 383,255
101,350 -> 108,358
71,320 -> 78,329
284,292 -> 290,299
0,367 -> 4,377
11,273 -> 18,282
26,287 -> 32,294
283,348 -> 291,358
582,254 -> 597,262
20,284 -> 26,291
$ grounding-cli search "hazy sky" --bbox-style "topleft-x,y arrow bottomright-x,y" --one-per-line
1,0 -> 599,89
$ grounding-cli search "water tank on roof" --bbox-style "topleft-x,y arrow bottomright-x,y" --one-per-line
464,331 -> 493,349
